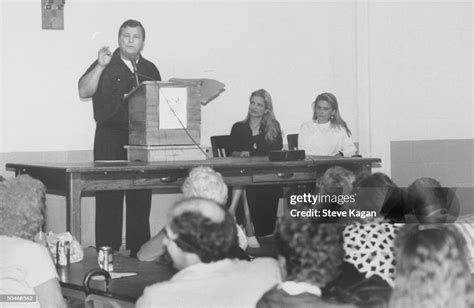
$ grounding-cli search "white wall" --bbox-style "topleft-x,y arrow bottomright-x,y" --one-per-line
369,1 -> 472,142
355,1 -> 472,174
1,0 -> 359,152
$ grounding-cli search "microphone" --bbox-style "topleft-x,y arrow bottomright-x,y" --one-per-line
135,71 -> 159,82
131,57 -> 140,87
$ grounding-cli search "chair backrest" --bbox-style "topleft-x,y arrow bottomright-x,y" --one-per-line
210,135 -> 233,157
287,133 -> 298,150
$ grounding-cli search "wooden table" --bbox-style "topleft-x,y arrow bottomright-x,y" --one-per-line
6,156 -> 380,242
58,248 -> 176,303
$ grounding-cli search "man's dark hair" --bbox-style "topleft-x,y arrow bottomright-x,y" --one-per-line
354,172 -> 407,222
169,201 -> 237,263
118,19 -> 146,41
407,177 -> 452,222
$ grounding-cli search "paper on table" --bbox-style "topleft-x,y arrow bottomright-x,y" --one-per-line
91,272 -> 137,280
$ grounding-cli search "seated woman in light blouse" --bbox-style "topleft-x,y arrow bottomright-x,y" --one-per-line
0,175 -> 66,308
298,92 -> 356,157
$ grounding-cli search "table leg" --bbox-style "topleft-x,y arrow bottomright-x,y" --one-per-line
66,173 -> 82,242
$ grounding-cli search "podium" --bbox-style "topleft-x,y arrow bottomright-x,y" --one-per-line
124,78 -> 225,162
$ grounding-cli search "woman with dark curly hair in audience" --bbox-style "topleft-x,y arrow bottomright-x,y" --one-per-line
0,175 -> 66,308
389,224 -> 474,308
257,217 -> 355,308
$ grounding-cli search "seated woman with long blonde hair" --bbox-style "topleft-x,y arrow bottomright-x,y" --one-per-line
229,89 -> 283,244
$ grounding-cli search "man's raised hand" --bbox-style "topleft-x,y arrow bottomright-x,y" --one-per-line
98,46 -> 112,68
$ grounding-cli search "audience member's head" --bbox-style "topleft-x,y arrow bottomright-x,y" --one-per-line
407,177 -> 457,223
164,198 -> 237,270
0,175 -> 46,240
312,166 -> 356,222
353,172 -> 406,222
181,166 -> 228,205
317,166 -> 355,195
389,224 -> 472,308
276,217 -> 344,287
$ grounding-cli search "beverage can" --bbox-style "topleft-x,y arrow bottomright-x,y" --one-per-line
57,266 -> 68,282
56,240 -> 70,266
98,246 -> 114,272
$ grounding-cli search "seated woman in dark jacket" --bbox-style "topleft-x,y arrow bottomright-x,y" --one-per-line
229,89 -> 283,240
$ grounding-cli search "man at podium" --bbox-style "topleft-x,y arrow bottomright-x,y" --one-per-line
78,19 -> 161,257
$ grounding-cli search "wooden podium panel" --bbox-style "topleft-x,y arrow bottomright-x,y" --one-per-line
125,79 -> 225,161
127,81 -> 200,146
